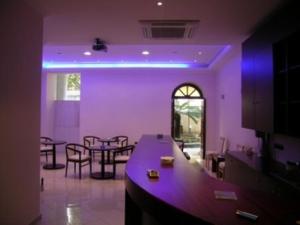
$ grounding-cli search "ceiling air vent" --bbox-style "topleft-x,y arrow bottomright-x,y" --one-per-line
139,20 -> 199,39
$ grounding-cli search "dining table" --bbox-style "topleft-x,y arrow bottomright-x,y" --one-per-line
41,140 -> 66,169
98,137 -> 118,146
89,144 -> 119,179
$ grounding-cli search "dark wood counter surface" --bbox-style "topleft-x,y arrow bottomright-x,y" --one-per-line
125,135 -> 300,225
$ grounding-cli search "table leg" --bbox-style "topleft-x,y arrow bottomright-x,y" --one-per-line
101,150 -> 105,177
43,144 -> 65,170
53,144 -> 56,167
90,149 -> 114,179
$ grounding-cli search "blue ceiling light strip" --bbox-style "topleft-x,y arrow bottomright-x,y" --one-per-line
43,62 -> 190,69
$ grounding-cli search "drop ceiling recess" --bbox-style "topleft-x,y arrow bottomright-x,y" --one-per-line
139,20 -> 199,39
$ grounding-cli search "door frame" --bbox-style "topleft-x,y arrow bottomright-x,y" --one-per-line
171,83 -> 206,159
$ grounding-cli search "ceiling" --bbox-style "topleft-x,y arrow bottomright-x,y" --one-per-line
25,0 -> 285,69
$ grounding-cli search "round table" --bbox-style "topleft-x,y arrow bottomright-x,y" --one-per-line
89,144 -> 118,179
98,138 -> 118,146
41,140 -> 66,170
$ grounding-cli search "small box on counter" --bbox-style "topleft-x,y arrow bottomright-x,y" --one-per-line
160,156 -> 175,166
147,169 -> 159,179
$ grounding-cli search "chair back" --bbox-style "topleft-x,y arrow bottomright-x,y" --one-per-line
66,143 -> 90,160
40,136 -> 53,143
40,137 -> 53,150
83,136 -> 100,147
219,137 -> 229,155
112,136 -> 128,147
115,145 -> 135,156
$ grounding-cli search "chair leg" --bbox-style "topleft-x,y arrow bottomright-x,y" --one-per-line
45,152 -> 48,162
113,163 -> 116,178
79,163 -> 82,179
89,160 -> 92,175
65,161 -> 68,177
74,162 -> 76,174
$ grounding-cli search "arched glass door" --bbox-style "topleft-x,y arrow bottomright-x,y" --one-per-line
171,83 -> 205,160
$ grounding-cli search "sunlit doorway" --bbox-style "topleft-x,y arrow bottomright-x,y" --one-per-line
171,83 -> 205,162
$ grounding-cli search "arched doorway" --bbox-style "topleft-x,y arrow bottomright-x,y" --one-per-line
171,83 -> 205,160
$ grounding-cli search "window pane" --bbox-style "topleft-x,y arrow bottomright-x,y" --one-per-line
187,86 -> 195,95
55,73 -> 81,101
191,91 -> 200,97
175,90 -> 185,97
66,74 -> 80,100
179,87 -> 188,95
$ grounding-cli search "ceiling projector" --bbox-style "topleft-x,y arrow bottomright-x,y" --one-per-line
92,38 -> 107,52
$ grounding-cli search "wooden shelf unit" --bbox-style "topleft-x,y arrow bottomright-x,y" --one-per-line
273,30 -> 300,137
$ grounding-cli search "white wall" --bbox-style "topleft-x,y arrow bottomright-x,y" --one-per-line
42,68 -> 218,151
41,72 -> 56,137
80,68 -> 217,151
41,73 -> 79,150
216,48 -> 259,152
54,100 -> 80,144
0,1 -> 43,224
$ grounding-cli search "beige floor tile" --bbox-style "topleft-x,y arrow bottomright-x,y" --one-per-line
36,152 -> 126,225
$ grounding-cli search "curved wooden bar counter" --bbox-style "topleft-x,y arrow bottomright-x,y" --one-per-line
125,135 -> 299,225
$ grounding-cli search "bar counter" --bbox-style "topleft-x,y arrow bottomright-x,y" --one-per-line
125,135 -> 300,225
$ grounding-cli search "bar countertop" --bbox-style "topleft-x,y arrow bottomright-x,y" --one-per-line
125,135 -> 300,225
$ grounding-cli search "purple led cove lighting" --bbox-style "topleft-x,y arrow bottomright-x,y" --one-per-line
42,62 -> 190,69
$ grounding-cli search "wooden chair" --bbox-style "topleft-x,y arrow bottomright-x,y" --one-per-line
205,137 -> 228,170
65,143 -> 92,179
83,135 -> 100,159
112,135 -> 128,148
217,161 -> 225,179
112,145 -> 134,178
174,139 -> 191,159
174,139 -> 185,151
40,136 -> 53,162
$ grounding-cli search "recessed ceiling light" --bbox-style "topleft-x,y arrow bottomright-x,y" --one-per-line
198,51 -> 202,55
83,51 -> 92,56
157,1 -> 163,6
194,59 -> 198,63
142,50 -> 150,55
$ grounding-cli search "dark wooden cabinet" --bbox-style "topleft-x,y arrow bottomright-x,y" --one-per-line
224,151 -> 300,198
241,35 -> 274,132
241,37 -> 256,129
274,30 -> 300,137
241,0 -> 300,133
225,152 -> 281,196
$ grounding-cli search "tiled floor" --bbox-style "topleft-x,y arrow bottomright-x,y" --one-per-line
36,152 -> 126,225
36,150 -> 217,225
